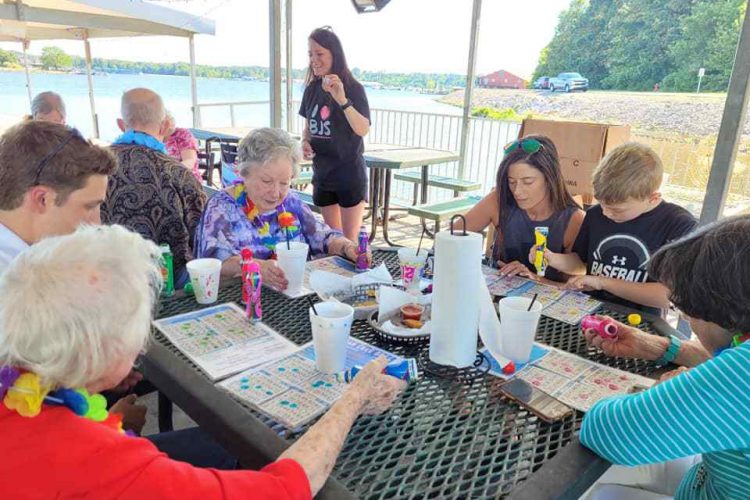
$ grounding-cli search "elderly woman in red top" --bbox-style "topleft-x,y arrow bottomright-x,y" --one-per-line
0,224 -> 405,499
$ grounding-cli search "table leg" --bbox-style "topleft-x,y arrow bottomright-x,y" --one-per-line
204,139 -> 215,187
368,168 -> 381,243
158,391 -> 174,432
419,164 -> 435,237
381,170 -> 402,247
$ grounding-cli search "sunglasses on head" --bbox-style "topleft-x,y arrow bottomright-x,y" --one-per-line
503,138 -> 542,156
33,127 -> 85,186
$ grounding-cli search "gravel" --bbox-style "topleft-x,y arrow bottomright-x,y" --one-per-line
441,89 -> 744,138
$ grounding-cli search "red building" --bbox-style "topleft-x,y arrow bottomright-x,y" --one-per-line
477,70 -> 528,89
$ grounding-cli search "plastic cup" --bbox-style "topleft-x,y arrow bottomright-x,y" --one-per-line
276,242 -> 309,294
309,301 -> 354,374
398,248 -> 428,293
186,258 -> 222,304
498,296 -> 543,364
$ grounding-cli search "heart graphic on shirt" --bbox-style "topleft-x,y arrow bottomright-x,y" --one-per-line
320,105 -> 331,121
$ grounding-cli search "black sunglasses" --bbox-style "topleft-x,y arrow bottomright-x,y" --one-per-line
33,128 -> 85,186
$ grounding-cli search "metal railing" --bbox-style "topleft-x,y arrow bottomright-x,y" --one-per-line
195,100 -> 269,128
291,105 -> 517,204
195,100 -> 750,213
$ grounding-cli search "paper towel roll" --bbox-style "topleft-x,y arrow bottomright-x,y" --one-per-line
429,229 -> 483,367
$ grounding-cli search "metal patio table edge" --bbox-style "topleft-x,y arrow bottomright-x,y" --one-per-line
141,322 -> 355,499
143,249 -> 674,499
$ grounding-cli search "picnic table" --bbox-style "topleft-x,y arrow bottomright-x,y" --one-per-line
142,249 -> 674,499
364,147 -> 460,245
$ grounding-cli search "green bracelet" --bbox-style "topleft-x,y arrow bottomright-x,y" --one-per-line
655,335 -> 682,366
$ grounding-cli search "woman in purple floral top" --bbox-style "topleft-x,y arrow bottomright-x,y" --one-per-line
195,127 -> 369,291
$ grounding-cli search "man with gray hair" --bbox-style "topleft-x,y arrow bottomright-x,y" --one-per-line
29,91 -> 66,124
102,88 -> 206,286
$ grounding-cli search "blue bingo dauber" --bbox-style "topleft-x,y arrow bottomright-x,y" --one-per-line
338,358 -> 419,383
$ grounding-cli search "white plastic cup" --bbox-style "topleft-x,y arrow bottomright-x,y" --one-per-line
276,241 -> 309,294
498,296 -> 543,364
398,248 -> 428,293
186,258 -> 222,304
309,301 -> 354,374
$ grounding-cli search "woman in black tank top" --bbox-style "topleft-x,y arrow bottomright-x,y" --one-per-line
460,134 -> 585,284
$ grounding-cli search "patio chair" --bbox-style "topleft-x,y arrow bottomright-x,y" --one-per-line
219,142 -> 240,187
198,151 -> 216,187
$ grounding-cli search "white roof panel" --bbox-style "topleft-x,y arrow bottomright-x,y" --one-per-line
0,0 -> 215,41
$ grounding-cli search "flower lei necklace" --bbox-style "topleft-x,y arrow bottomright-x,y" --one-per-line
0,366 -> 133,436
231,183 -> 300,256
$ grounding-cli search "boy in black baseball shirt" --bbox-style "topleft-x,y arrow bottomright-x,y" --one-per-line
540,143 -> 696,312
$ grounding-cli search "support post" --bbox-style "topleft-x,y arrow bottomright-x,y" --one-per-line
22,39 -> 32,105
285,0 -> 294,132
189,34 -> 200,128
269,0 -> 282,128
699,0 -> 750,224
458,0 -> 482,179
82,31 -> 99,138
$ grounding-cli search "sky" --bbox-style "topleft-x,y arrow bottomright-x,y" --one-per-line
0,0 -> 571,79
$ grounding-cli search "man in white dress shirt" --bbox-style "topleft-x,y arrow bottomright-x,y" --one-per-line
0,120 -> 151,430
0,120 -> 116,272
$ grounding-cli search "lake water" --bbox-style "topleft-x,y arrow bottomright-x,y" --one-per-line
0,70 -> 460,140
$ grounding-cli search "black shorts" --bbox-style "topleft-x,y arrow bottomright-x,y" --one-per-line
313,184 -> 368,208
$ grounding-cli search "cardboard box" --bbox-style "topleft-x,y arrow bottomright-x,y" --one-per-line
519,119 -> 631,198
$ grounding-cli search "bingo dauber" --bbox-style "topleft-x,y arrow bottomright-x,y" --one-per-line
338,358 -> 420,383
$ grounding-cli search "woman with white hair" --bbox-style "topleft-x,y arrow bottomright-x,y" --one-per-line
195,127 -> 370,291
28,91 -> 66,124
0,224 -> 405,498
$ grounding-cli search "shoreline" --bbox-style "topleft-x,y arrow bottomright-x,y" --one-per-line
438,88 -> 740,139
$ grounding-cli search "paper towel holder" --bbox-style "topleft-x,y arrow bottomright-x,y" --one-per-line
449,214 -> 468,236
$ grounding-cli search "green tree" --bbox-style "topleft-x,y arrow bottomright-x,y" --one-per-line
40,46 -> 73,70
663,0 -> 745,91
602,0 -> 697,90
0,48 -> 18,66
533,0 -> 588,81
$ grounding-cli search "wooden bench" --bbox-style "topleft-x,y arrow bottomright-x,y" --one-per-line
291,189 -> 321,214
407,195 -> 482,233
393,171 -> 482,202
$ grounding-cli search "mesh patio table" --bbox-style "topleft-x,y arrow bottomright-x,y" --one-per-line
143,248 -> 673,499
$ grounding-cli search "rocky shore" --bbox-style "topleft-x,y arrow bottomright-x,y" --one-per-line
440,89 -> 744,138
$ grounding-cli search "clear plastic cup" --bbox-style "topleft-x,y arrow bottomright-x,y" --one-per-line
498,296 -> 543,363
276,242 -> 309,294
398,248 -> 428,293
309,301 -> 354,373
186,258 -> 222,304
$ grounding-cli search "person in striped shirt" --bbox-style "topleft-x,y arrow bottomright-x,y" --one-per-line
579,214 -> 750,500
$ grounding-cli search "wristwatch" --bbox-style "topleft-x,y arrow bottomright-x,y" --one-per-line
340,98 -> 353,111
655,335 -> 682,366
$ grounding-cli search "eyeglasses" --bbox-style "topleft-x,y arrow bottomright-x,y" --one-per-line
33,127 -> 85,186
503,138 -> 543,156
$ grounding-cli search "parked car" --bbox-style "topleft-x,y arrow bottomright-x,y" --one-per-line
533,76 -> 550,90
549,72 -> 589,92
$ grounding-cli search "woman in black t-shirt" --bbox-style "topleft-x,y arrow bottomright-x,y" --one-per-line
299,27 -> 371,241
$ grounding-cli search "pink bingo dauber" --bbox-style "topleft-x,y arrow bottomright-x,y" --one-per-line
245,261 -> 262,322
356,229 -> 369,272
581,315 -> 619,339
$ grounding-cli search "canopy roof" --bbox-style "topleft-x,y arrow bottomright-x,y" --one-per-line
0,0 -> 215,41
